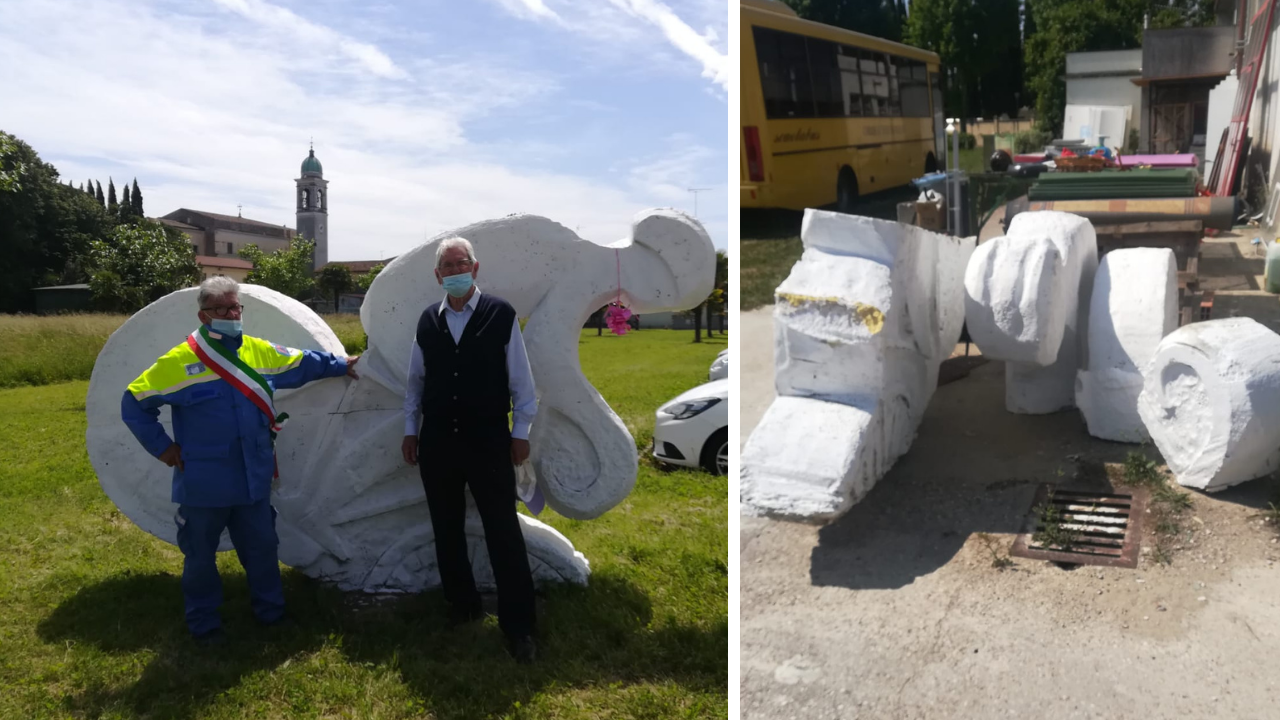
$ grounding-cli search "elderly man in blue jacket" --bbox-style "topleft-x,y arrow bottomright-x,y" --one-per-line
121,276 -> 358,644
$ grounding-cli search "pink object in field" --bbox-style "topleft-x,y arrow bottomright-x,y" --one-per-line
1116,155 -> 1199,169
605,304 -> 632,335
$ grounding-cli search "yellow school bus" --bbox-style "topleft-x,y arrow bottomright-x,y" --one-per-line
741,0 -> 945,211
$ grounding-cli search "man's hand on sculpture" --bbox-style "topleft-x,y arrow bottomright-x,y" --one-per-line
346,356 -> 361,379
158,443 -> 184,470
511,438 -> 530,466
402,435 -> 418,466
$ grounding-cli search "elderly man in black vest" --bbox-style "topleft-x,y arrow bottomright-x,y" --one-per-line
401,236 -> 539,663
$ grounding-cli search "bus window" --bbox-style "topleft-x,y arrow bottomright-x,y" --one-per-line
901,60 -> 930,117
808,38 -> 844,118
753,27 -> 813,119
838,45 -> 863,117
859,50 -> 890,117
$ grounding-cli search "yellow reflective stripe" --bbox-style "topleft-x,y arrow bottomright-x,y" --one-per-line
241,335 -> 305,374
127,342 -> 209,399
131,373 -> 221,399
126,335 -> 310,399
255,353 -> 304,375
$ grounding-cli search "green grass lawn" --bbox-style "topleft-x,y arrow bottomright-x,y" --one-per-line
740,238 -> 802,312
0,320 -> 727,720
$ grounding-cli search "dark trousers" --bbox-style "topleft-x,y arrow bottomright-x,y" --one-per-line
418,435 -> 536,638
174,499 -> 284,636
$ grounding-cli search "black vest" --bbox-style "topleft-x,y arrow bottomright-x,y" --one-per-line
415,292 -> 515,443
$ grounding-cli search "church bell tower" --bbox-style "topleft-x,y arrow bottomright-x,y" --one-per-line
296,143 -> 328,272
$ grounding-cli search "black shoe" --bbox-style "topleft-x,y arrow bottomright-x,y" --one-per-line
193,628 -> 225,647
507,634 -> 536,664
258,613 -> 295,629
447,604 -> 484,628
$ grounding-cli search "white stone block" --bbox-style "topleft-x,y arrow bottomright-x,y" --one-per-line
964,211 -> 1098,414
963,235 -> 1067,365
1075,248 -> 1178,441
87,210 -> 715,591
742,209 -> 975,520
1137,318 -> 1280,491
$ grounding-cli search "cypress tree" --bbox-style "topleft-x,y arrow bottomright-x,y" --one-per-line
85,179 -> 94,197
107,178 -> 118,215
121,184 -> 132,219
131,178 -> 143,216
95,180 -> 104,207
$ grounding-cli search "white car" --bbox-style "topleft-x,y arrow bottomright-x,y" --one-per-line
652,377 -> 728,475
709,349 -> 729,381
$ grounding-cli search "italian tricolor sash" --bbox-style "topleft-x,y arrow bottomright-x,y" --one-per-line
186,325 -> 289,434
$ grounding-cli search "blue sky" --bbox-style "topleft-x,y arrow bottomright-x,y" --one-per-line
0,0 -> 728,258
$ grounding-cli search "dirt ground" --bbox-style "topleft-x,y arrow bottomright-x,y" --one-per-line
740,231 -> 1280,719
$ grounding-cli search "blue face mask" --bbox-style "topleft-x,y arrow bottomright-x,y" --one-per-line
441,271 -> 474,298
209,318 -> 243,337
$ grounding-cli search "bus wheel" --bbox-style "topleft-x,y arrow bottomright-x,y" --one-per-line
836,168 -> 858,213
925,152 -> 938,174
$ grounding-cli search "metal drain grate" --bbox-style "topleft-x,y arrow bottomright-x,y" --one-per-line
1009,484 -> 1148,568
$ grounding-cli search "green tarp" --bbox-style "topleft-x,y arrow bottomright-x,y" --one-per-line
1027,168 -> 1199,201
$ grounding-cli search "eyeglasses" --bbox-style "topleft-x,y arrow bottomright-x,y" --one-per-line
201,304 -> 244,317
439,261 -> 473,274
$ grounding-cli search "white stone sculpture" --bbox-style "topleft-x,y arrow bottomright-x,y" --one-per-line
740,209 -> 975,520
86,210 -> 715,592
963,211 -> 1098,414
1075,248 -> 1178,442
1137,318 -> 1280,491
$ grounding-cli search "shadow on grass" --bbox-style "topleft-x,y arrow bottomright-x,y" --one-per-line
38,569 -> 725,719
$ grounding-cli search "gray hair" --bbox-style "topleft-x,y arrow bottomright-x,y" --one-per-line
435,237 -> 476,269
198,276 -> 240,308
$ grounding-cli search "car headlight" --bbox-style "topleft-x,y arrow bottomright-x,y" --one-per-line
661,397 -> 721,420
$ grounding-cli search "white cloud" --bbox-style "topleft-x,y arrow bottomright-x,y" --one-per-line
0,0 -> 726,261
489,0 -> 728,89
210,0 -> 408,79
491,0 -> 563,21
604,0 -> 728,88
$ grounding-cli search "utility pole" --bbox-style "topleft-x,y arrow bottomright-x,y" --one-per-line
687,187 -> 711,217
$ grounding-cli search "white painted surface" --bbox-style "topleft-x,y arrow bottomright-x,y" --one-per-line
1075,248 -> 1178,442
742,209 -> 975,520
87,210 -> 716,591
1205,71 -> 1238,179
1137,318 -> 1280,491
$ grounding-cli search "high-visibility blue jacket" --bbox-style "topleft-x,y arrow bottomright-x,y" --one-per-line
120,329 -> 348,507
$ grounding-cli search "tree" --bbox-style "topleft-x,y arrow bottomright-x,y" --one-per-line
354,263 -> 384,292
239,235 -> 316,299
1024,0 -> 1146,135
131,178 -> 143,217
0,133 -> 24,193
87,220 -> 200,312
697,250 -> 730,339
85,179 -> 94,197
95,180 -> 104,207
782,0 -> 903,41
107,177 -> 117,215
317,263 -> 353,312
120,183 -> 132,220
0,132 -> 116,311
906,0 -> 1023,122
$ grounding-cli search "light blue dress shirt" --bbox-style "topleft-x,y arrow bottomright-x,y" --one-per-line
402,288 -> 537,439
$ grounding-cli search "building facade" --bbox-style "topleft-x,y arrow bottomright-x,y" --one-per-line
159,210 -> 294,259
